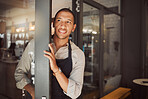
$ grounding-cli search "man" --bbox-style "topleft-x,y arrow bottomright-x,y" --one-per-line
15,8 -> 85,99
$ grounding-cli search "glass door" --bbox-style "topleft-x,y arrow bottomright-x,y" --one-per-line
73,0 -> 122,98
81,3 -> 100,99
103,13 -> 121,95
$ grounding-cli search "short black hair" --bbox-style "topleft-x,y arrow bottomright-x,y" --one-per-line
54,8 -> 76,24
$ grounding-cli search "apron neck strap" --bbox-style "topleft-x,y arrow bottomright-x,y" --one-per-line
68,40 -> 72,58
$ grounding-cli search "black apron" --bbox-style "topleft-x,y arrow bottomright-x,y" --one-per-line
51,41 -> 72,99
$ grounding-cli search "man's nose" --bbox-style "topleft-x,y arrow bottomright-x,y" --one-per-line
60,22 -> 66,29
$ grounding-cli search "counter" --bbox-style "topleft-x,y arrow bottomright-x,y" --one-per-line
0,59 -> 19,64
0,60 -> 22,99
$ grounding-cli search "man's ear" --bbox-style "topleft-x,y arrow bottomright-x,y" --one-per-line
72,24 -> 76,32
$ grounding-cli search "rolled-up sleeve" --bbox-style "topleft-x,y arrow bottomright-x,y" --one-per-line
65,50 -> 85,99
14,40 -> 34,89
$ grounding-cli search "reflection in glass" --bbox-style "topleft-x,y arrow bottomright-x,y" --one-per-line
81,3 -> 100,99
93,0 -> 121,13
81,2 -> 121,98
103,14 -> 121,95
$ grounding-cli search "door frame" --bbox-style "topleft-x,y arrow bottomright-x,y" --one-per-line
35,0 -> 52,99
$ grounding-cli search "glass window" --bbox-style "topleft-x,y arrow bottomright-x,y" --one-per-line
103,13 -> 121,95
93,0 -> 121,13
80,1 -> 122,98
82,3 -> 100,99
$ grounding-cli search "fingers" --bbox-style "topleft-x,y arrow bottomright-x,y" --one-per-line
44,52 -> 53,63
44,50 -> 54,60
44,53 -> 52,60
43,43 -> 55,60
48,44 -> 54,55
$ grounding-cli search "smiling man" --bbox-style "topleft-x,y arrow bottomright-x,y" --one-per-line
44,8 -> 85,99
54,10 -> 76,40
15,8 -> 85,99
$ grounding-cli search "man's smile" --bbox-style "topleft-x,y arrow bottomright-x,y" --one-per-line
58,29 -> 67,34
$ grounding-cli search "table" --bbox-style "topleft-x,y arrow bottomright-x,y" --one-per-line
133,78 -> 148,99
133,79 -> 148,86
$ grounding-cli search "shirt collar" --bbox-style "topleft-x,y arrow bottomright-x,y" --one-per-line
52,40 -> 71,53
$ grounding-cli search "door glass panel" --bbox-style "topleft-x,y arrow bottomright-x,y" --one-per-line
81,3 -> 100,99
93,0 -> 121,13
103,13 -> 121,95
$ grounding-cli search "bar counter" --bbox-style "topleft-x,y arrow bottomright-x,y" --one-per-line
0,59 -> 22,99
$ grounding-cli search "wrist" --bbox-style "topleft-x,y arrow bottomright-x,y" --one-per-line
52,65 -> 59,73
54,68 -> 59,73
53,67 -> 62,76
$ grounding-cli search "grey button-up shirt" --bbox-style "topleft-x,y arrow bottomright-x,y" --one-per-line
14,39 -> 85,99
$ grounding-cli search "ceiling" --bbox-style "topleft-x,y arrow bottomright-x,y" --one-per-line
0,0 -> 28,11
0,0 -> 72,20
0,0 -> 33,19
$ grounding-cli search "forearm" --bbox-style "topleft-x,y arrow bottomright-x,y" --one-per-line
24,84 -> 35,99
15,70 -> 31,89
54,69 -> 69,93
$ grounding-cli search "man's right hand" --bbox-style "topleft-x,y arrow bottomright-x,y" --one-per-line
24,84 -> 35,99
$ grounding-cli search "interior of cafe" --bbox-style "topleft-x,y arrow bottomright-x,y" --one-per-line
0,0 -> 148,99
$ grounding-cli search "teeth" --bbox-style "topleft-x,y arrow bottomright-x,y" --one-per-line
59,29 -> 66,33
60,30 -> 65,32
